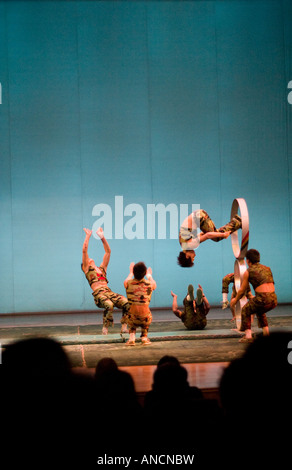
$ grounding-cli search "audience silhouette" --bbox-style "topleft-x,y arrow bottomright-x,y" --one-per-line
0,337 -> 96,467
94,356 -> 118,379
1,331 -> 291,467
219,331 -> 292,466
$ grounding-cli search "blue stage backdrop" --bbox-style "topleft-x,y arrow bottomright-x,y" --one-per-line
0,0 -> 291,313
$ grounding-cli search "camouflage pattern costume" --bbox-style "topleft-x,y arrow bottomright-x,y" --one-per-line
86,265 -> 129,328
179,209 -> 242,249
85,265 -> 108,285
181,297 -> 210,330
126,278 -> 153,337
241,263 -> 277,331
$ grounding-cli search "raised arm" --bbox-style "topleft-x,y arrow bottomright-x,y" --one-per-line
171,291 -> 182,318
124,262 -> 135,289
82,228 -> 92,272
146,267 -> 157,290
96,227 -> 111,271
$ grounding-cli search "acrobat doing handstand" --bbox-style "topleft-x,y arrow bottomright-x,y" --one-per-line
178,209 -> 242,267
81,227 -> 129,335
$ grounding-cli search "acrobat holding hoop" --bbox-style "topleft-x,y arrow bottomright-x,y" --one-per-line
230,198 -> 249,330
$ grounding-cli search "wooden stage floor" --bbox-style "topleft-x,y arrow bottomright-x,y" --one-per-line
1,304 -> 291,399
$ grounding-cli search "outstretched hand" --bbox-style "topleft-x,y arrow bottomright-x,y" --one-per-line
83,228 -> 92,237
171,291 -> 177,297
223,231 -> 231,239
129,262 -> 135,273
146,267 -> 152,278
96,227 -> 104,239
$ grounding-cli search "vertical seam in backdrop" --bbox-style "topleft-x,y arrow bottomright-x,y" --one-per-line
145,4 -> 156,305
75,3 -> 87,310
4,2 -> 15,313
281,0 -> 292,293
214,1 -> 225,277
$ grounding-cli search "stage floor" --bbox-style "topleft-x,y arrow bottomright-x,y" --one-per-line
1,305 -> 291,395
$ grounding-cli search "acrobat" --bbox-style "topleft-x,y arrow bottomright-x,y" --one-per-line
124,262 -> 156,345
178,209 -> 242,267
81,227 -> 130,335
171,284 -> 210,330
230,249 -> 278,342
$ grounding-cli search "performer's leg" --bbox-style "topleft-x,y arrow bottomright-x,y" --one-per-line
93,289 -> 114,334
187,284 -> 195,301
221,274 -> 233,309
141,335 -> 151,345
199,210 -> 239,243
183,296 -> 195,316
218,214 -> 242,234
195,287 -> 203,305
119,298 -> 130,324
125,308 -> 136,345
230,288 -> 236,321
119,295 -> 130,335
126,317 -> 137,345
106,291 -> 130,329
141,326 -> 148,337
103,306 -> 114,328
199,211 -> 241,243
239,301 -> 254,342
102,303 -> 114,334
102,298 -> 114,325
126,327 -> 136,346
199,210 -> 217,234
257,313 -> 269,336
141,313 -> 152,345
255,292 -> 277,336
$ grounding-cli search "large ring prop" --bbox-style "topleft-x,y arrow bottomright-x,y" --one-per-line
230,198 -> 249,260
233,258 -> 248,330
231,198 -> 249,328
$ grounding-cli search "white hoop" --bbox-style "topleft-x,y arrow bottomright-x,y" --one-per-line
230,198 -> 249,260
233,258 -> 248,330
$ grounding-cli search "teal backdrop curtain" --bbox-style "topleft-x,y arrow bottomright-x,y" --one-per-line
0,0 -> 291,313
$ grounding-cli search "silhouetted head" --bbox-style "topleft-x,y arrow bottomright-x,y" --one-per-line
153,362 -> 189,396
95,357 -> 118,380
157,355 -> 181,367
2,336 -> 71,380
